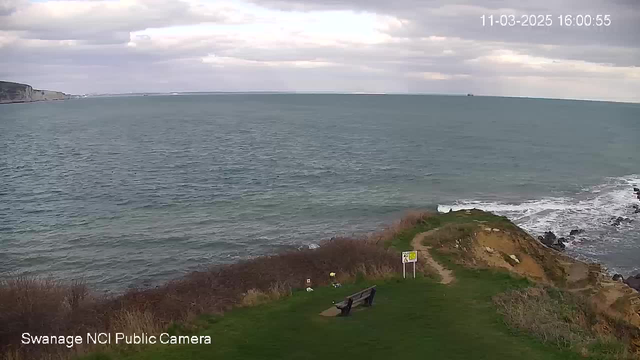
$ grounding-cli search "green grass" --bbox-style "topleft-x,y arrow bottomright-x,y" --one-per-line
82,266 -> 588,360
80,211 -> 609,360
386,209 -> 518,252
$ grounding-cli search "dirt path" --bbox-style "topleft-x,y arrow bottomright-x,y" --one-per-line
411,230 -> 455,285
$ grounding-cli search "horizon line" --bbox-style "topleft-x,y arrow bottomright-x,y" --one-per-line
79,91 -> 640,105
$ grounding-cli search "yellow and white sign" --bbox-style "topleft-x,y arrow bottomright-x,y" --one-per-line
402,251 -> 417,263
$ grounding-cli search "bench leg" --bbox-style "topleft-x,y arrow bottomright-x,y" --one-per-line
365,288 -> 376,306
341,298 -> 354,316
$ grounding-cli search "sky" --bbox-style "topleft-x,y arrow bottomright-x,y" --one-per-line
0,0 -> 639,102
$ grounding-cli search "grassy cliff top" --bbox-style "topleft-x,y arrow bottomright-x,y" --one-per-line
72,210 -> 639,360
92,270 -> 587,360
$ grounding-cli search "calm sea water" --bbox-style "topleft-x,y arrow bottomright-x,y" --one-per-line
1,94 -> 639,290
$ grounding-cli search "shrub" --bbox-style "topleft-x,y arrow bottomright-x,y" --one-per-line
0,238 -> 400,360
493,287 -> 638,358
367,210 -> 434,245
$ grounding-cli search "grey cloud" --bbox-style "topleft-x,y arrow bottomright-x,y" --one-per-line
2,27 -> 633,95
0,0 -> 238,43
0,0 -> 638,102
251,0 -> 640,53
0,0 -> 24,16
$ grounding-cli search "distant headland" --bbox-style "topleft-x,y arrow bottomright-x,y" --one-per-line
0,81 -> 71,104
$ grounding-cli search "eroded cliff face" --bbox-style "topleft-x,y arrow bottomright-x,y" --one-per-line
0,81 -> 70,104
419,211 -> 640,352
31,89 -> 69,101
0,81 -> 33,103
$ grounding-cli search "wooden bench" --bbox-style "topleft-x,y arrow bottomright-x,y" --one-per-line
333,286 -> 377,316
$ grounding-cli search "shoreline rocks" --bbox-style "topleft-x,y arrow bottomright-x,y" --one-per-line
611,216 -> 633,227
569,229 -> 584,236
611,273 -> 640,292
537,231 -> 566,251
624,274 -> 640,292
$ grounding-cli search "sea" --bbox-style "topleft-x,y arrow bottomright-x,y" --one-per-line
1,94 -> 639,291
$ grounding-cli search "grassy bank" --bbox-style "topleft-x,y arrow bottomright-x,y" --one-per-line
383,209 -> 517,251
1,212 -> 431,360
85,267 -> 585,360
3,210 -> 638,360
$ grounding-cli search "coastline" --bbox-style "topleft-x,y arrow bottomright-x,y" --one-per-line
2,210 -> 639,360
438,179 -> 640,278
0,80 -> 71,104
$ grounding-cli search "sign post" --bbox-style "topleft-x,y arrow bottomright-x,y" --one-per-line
401,251 -> 417,279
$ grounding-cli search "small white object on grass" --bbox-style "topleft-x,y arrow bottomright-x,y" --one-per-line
306,287 -> 314,292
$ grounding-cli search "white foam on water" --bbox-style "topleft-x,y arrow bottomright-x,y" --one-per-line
438,175 -> 640,257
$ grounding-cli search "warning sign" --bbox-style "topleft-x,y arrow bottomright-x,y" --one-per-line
402,251 -> 417,263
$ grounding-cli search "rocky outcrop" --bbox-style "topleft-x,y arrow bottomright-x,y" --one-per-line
0,81 -> 70,104
625,274 -> 640,292
611,216 -> 633,227
537,231 -> 566,251
421,210 -> 640,355
538,231 -> 556,246
569,229 -> 584,236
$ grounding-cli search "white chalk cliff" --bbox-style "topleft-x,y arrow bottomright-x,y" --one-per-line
0,81 -> 70,104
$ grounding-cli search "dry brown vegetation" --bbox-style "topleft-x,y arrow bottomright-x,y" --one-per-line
494,287 -> 640,359
366,210 -> 434,245
0,237 -> 400,360
4,209 -> 639,360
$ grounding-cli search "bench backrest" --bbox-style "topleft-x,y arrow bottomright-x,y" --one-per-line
346,286 -> 376,301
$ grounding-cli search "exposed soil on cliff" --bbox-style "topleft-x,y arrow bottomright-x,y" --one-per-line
417,209 -> 640,354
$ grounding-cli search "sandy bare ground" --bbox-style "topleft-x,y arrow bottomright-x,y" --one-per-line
411,231 -> 455,284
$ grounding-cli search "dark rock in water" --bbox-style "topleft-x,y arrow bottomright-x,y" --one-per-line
613,274 -> 624,282
634,187 -> 640,193
611,216 -> 632,226
569,229 -> 584,236
550,238 -> 566,251
538,231 -> 565,251
539,231 -> 557,246
624,277 -> 640,292
549,245 -> 565,251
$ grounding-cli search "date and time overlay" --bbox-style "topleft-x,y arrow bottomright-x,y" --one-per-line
481,14 -> 612,27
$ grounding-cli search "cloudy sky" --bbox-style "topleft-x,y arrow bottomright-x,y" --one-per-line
1,0 -> 639,102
